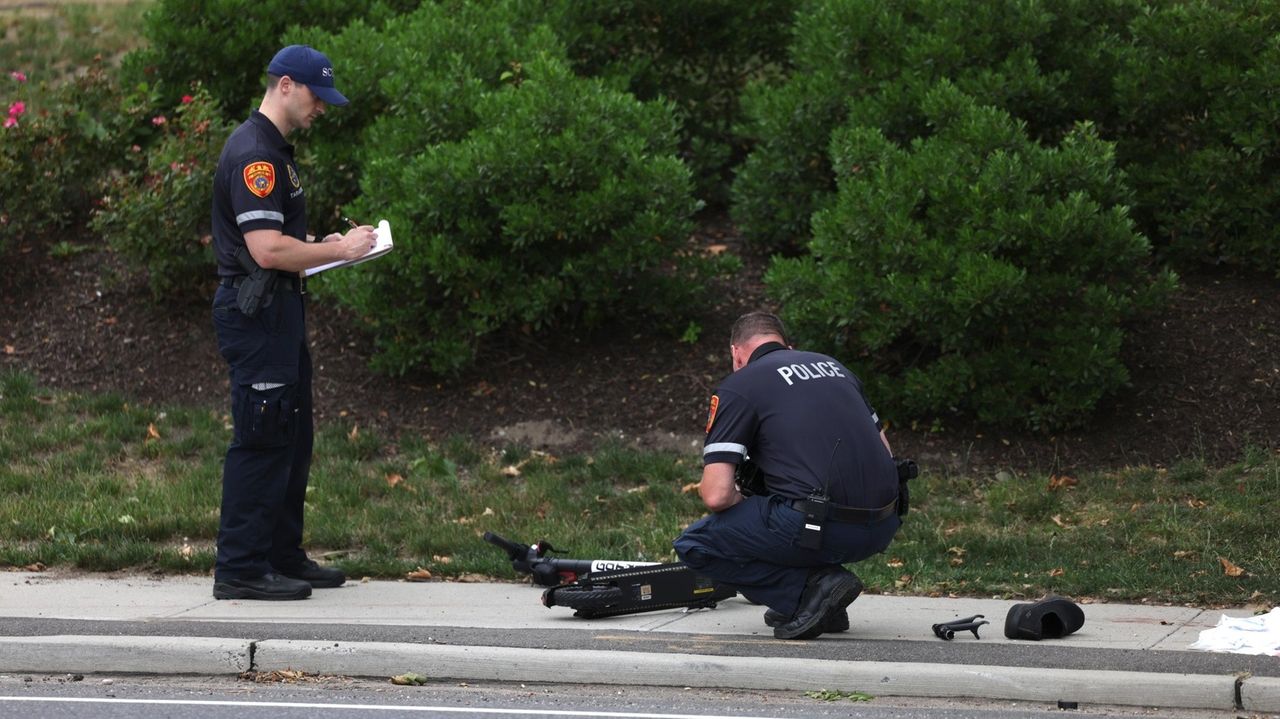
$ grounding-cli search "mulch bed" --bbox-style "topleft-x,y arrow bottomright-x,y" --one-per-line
3,220 -> 1277,476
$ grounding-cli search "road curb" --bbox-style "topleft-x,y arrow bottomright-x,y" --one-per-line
3,635 -> 1275,713
253,639 -> 1260,712
1243,675 -> 1280,714
0,635 -> 250,675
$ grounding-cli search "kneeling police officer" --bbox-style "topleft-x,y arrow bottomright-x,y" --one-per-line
674,311 -> 905,639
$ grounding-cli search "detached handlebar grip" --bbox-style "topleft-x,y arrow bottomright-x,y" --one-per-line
932,614 -> 988,640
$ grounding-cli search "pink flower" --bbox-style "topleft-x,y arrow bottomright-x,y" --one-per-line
10,71 -> 26,83
180,94 -> 194,104
151,115 -> 166,126
3,117 -> 16,129
8,101 -> 24,117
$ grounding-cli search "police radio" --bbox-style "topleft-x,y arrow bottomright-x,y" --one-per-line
795,440 -> 840,551
795,491 -> 828,550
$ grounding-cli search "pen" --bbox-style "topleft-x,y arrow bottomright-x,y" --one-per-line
342,216 -> 358,230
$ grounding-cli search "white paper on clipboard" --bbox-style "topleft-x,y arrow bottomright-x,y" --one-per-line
303,219 -> 394,277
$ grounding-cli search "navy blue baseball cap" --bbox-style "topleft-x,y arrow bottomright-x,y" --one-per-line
267,45 -> 349,106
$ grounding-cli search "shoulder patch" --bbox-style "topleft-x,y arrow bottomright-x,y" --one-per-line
243,161 -> 275,198
287,164 -> 300,189
705,395 -> 719,434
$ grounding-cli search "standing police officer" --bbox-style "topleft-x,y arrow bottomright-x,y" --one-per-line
210,45 -> 377,600
674,312 -> 903,639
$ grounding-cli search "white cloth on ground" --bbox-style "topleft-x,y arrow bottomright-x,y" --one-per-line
1188,607 -> 1280,655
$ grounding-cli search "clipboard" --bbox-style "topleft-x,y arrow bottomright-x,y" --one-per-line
303,219 -> 394,277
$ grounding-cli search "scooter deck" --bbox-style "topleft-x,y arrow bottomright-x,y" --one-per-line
541,561 -> 737,618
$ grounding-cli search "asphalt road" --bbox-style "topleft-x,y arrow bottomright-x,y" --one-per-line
0,675 -> 1251,719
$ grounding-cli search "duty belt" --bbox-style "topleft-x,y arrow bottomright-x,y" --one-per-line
787,496 -> 898,523
219,275 -> 303,293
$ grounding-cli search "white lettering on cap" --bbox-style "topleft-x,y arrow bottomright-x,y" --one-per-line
322,67 -> 333,78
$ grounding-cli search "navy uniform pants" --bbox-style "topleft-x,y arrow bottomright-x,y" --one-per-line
211,286 -> 312,581
673,494 -> 900,618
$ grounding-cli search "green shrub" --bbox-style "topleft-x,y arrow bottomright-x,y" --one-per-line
286,5 -> 551,231
1113,1 -> 1280,274
302,3 -> 735,374
123,0 -> 418,120
92,86 -> 233,300
731,0 -> 1141,255
1,61 -> 153,252
766,83 -> 1175,431
544,0 -> 798,207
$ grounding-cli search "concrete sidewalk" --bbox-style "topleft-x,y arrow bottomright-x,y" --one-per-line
1,571 -> 1277,713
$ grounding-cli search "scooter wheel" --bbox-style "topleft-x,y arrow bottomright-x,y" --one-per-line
543,585 -> 626,614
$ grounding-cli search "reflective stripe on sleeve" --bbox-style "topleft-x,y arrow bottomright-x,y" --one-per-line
237,210 -> 285,225
703,442 -> 747,458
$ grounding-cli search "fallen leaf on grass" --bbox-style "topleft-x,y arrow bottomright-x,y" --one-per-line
1218,556 -> 1246,577
680,482 -> 700,494
1048,567 -> 1065,577
145,423 -> 161,442
405,567 -> 433,581
3,344 -> 14,355
1047,474 -> 1078,491
22,562 -> 45,572
348,425 -> 359,441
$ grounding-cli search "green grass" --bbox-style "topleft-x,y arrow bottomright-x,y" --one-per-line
0,1 -> 151,81
1,369 -> 1276,607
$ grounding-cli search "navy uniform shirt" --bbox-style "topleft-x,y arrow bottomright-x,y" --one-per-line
702,342 -> 898,507
212,110 -> 306,278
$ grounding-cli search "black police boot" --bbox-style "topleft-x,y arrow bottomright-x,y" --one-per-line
278,559 -> 346,589
213,572 -> 312,601
763,605 -> 851,633
773,567 -> 862,640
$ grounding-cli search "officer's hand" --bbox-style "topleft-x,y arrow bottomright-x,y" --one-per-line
336,225 -> 377,261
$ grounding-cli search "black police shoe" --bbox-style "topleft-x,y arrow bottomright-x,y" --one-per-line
773,567 -> 863,640
278,559 -> 346,589
763,605 -> 850,633
213,572 -> 312,601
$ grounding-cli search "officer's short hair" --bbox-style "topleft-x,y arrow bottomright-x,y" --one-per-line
730,311 -> 788,346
